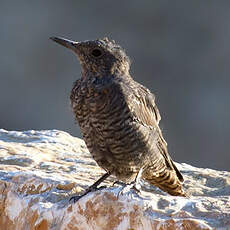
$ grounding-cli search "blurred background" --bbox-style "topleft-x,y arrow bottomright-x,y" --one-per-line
1,0 -> 229,170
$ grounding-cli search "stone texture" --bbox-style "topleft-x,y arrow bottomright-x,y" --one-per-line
0,129 -> 229,230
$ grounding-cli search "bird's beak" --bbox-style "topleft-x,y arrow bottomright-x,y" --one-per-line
50,36 -> 79,52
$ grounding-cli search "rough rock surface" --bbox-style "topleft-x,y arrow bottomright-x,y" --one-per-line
0,129 -> 229,230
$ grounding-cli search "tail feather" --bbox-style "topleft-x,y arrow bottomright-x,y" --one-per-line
170,160 -> 184,182
143,167 -> 186,197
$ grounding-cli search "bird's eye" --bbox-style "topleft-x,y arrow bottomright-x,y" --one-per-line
91,48 -> 103,58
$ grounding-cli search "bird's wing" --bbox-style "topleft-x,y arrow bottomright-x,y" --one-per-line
130,85 -> 161,127
126,83 -> 184,182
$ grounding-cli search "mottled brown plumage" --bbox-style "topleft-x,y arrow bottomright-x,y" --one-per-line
50,36 -> 186,198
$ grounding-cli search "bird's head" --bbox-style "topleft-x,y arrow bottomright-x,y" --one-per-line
50,36 -> 130,78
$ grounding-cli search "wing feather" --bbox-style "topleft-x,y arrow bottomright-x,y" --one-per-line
126,83 -> 183,182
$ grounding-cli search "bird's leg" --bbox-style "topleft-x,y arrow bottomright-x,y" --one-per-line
118,168 -> 143,196
70,172 -> 111,203
133,167 -> 143,192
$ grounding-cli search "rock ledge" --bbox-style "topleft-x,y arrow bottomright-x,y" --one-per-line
0,129 -> 229,230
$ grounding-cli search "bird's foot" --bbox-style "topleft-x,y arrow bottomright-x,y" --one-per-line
117,181 -> 141,198
69,185 -> 107,203
69,195 -> 81,203
69,172 -> 111,203
112,180 -> 125,186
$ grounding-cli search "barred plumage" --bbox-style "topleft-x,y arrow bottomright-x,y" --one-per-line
51,36 -> 186,198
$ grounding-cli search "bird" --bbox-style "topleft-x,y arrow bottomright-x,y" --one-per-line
50,36 -> 186,201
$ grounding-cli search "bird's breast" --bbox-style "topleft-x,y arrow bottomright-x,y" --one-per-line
70,78 -> 152,177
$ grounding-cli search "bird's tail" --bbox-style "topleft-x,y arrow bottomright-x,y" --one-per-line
143,167 -> 187,197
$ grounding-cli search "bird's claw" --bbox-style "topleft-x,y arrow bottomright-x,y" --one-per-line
117,182 -> 141,198
112,180 -> 125,186
69,195 -> 81,203
69,185 -> 107,203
